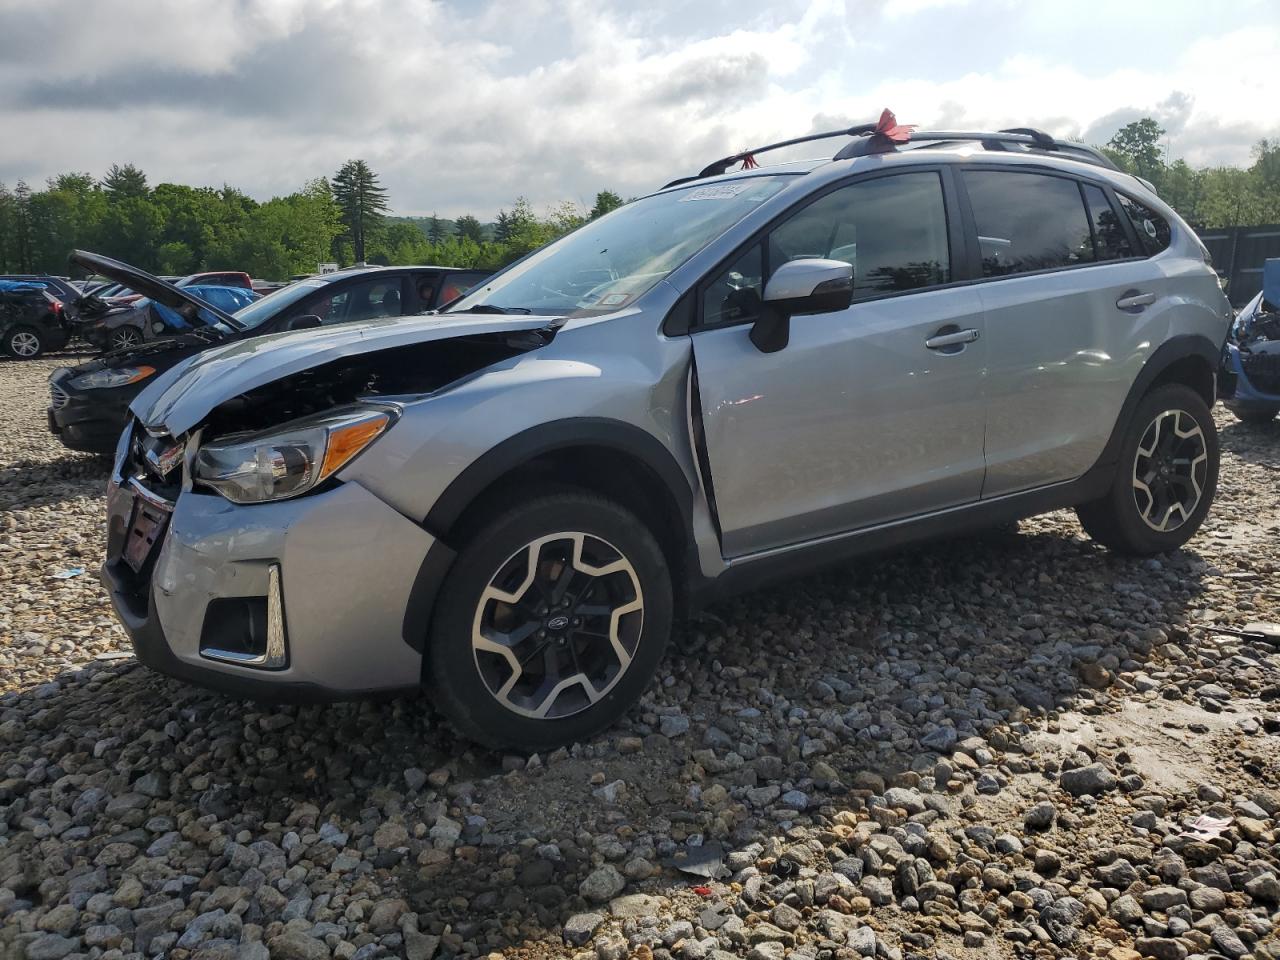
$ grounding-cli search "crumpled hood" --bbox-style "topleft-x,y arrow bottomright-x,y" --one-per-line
130,313 -> 561,435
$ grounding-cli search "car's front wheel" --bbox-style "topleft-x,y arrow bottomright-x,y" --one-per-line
1076,383 -> 1219,555
4,325 -> 46,359
427,492 -> 673,750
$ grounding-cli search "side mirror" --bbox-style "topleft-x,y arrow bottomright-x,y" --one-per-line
750,258 -> 854,353
286,314 -> 322,331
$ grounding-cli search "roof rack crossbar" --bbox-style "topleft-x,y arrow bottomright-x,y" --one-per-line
694,123 -> 878,179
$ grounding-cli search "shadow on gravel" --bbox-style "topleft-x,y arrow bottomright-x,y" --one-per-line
1219,414 -> 1280,458
0,524 -> 1212,951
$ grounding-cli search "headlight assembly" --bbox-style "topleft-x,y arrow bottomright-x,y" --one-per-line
193,406 -> 395,504
69,366 -> 155,390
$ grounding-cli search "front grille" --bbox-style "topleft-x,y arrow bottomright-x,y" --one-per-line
1242,353 -> 1280,395
49,382 -> 69,410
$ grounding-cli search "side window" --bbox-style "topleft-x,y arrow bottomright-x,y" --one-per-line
1116,193 -> 1172,256
702,244 -> 765,326
309,279 -> 403,325
964,171 -> 1094,276
769,172 -> 950,297
1082,184 -> 1133,261
438,271 -> 488,306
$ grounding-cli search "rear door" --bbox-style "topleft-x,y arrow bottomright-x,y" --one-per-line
690,168 -> 988,556
962,168 -> 1163,495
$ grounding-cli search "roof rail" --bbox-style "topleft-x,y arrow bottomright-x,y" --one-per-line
664,116 -> 1118,189
846,129 -> 1119,171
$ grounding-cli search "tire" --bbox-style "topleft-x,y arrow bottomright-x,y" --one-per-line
1076,383 -> 1219,555
4,325 -> 45,359
1232,407 -> 1279,425
427,491 -> 673,750
108,327 -> 143,351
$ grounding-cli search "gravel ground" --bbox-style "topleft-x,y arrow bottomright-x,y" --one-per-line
2,354 -> 1278,960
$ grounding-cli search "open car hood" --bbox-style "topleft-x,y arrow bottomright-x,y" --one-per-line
130,313 -> 562,435
68,250 -> 239,328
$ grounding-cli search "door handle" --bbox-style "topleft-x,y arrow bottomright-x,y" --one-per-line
1116,290 -> 1156,310
925,327 -> 980,350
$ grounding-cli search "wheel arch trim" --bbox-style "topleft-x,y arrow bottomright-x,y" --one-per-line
402,417 -> 698,652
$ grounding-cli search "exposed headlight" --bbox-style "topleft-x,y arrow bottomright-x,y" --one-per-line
193,406 -> 395,504
69,366 -> 155,390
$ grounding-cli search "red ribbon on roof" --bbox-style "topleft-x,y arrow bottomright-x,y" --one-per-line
875,108 -> 914,143
739,153 -> 759,170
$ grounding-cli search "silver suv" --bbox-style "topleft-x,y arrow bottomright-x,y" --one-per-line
101,120 -> 1233,749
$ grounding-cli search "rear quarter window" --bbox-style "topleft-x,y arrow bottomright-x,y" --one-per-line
1116,193 -> 1172,256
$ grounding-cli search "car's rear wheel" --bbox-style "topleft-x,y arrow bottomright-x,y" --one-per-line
427,492 -> 672,750
108,327 -> 143,351
1076,383 -> 1218,555
1232,406 -> 1278,425
4,325 -> 45,359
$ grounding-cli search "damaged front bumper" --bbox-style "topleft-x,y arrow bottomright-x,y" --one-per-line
102,429 -> 438,701
1220,342 -> 1280,412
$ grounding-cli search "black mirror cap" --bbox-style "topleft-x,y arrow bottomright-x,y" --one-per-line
770,275 -> 854,317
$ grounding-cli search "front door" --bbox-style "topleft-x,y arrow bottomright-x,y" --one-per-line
690,170 -> 988,557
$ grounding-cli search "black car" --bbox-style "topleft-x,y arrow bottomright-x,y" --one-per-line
0,280 -> 72,358
49,251 -> 490,453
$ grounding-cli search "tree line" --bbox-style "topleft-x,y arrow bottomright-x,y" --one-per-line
0,158 -> 624,280
1100,119 -> 1280,226
0,120 -> 1276,279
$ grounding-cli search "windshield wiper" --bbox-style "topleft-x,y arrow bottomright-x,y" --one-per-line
452,304 -> 533,314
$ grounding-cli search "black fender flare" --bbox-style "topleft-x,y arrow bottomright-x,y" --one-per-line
402,418 -> 697,651
1089,333 -> 1221,474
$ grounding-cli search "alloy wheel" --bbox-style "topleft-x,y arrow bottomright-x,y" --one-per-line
1132,408 -> 1208,532
111,329 -> 142,350
8,331 -> 41,357
471,531 -> 644,720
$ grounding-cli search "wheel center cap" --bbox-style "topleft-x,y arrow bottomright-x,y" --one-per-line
546,615 -> 570,632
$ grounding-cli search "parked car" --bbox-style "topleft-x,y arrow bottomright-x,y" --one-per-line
1219,258 -> 1280,423
84,284 -> 261,351
0,280 -> 72,358
49,253 -> 489,453
97,118 -> 1231,749
1,275 -> 85,317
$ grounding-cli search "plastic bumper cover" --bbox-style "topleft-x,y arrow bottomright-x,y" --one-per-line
101,476 -> 434,700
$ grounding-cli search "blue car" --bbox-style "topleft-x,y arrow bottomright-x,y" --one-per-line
1220,258 -> 1280,424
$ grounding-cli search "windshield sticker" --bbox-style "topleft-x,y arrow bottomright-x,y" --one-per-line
599,293 -> 630,307
679,183 -> 755,202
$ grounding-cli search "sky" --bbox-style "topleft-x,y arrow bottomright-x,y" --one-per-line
1,0 -> 1278,219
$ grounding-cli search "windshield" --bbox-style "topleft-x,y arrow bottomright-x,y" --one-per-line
449,176 -> 791,317
223,279 -> 322,331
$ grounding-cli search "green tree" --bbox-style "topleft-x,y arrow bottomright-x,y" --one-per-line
454,214 -> 485,243
331,160 -> 388,262
494,209 -> 513,242
101,163 -> 149,201
427,214 -> 446,245
1197,167 -> 1277,227
588,190 -> 623,220
1103,119 -> 1166,186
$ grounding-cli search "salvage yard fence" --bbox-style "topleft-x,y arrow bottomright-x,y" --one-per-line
1196,224 -> 1280,306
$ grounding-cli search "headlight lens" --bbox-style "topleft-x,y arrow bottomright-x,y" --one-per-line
69,366 -> 155,390
193,406 -> 395,504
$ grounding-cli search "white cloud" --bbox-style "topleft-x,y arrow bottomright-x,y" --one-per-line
0,0 -> 1276,217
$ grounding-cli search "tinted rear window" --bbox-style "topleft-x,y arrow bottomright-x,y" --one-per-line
963,171 -> 1094,277
1116,194 -> 1172,256
1081,184 -> 1134,261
